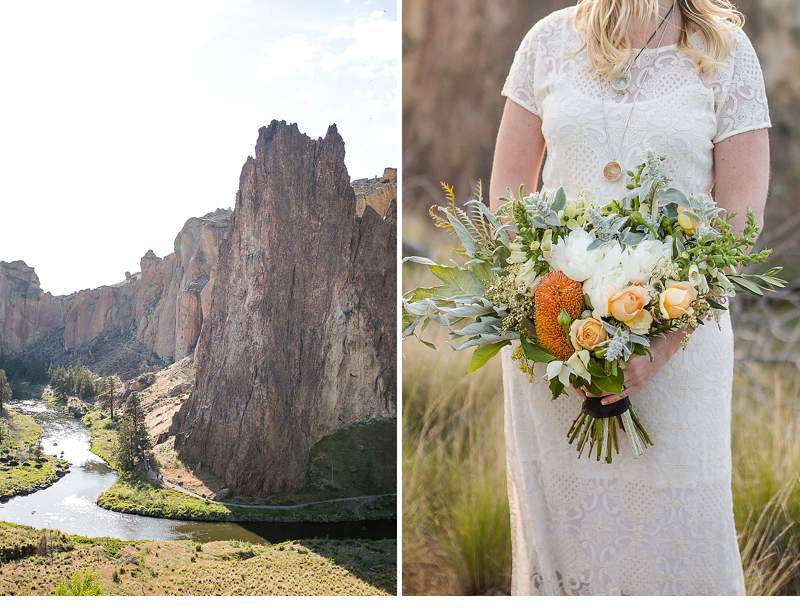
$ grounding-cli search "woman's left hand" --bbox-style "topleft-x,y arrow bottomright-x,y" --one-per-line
577,331 -> 686,405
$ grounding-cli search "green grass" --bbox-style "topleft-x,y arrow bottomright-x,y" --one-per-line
0,407 -> 69,500
96,477 -> 396,523
81,409 -> 118,468
402,323 -> 800,595
0,522 -> 395,595
81,406 -> 395,523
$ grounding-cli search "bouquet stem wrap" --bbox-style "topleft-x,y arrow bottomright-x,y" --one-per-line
568,397 -> 653,462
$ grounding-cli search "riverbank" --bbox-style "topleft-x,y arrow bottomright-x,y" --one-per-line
82,408 -> 396,522
0,521 -> 395,595
0,407 -> 69,502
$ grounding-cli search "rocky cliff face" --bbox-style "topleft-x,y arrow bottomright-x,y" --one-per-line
0,210 -> 232,377
0,261 -> 65,355
172,121 -> 396,496
353,168 -> 397,218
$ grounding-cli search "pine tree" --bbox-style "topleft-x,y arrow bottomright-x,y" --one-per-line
0,369 -> 11,413
115,392 -> 151,472
98,377 -> 116,420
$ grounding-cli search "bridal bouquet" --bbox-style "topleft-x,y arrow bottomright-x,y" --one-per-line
403,153 -> 785,463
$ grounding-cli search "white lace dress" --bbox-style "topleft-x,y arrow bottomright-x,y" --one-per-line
500,7 -> 770,595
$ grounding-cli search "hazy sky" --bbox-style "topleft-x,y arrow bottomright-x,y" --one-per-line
0,0 -> 398,295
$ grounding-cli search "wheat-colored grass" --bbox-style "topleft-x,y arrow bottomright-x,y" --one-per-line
402,324 -> 800,595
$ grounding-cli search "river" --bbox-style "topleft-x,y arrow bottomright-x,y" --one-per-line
0,399 -> 394,543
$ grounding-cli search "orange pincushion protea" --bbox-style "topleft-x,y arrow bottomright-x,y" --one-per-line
533,271 -> 584,360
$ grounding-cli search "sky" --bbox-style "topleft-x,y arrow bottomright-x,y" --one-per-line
0,0 -> 398,295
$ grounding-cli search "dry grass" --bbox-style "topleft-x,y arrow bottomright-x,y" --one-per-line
0,522 -> 395,595
402,323 -> 800,595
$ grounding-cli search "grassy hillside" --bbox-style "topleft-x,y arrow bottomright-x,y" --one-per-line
0,521 -> 395,595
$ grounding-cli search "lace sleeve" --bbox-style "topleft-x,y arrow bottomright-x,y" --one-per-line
501,24 -> 543,118
714,29 -> 771,144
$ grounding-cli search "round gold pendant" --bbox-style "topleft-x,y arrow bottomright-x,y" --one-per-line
603,161 -> 623,182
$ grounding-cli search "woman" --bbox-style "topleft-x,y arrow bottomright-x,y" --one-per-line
491,0 -> 770,595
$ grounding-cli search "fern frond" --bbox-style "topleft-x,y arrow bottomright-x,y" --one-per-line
473,180 -> 483,204
453,206 -> 483,242
428,205 -> 456,235
440,182 -> 456,210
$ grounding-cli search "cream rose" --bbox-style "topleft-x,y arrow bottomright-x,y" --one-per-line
569,317 -> 608,351
607,282 -> 651,330
659,281 -> 698,319
677,206 -> 701,236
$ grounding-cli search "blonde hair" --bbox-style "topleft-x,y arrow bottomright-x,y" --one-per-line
573,0 -> 743,75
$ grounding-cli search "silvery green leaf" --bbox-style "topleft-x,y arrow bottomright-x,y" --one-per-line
444,210 -> 476,256
403,255 -> 438,266
657,187 -> 690,209
450,319 -> 502,336
403,299 -> 437,316
478,202 -> 510,245
452,333 -> 514,351
544,211 -> 560,226
621,230 -> 646,246
587,238 -> 606,251
638,178 -> 656,203
551,187 -> 567,212
628,333 -> 650,347
439,303 -> 495,317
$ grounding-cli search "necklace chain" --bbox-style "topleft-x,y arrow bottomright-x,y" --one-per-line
601,1 -> 676,181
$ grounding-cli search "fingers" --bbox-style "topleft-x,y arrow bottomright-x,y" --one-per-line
600,386 -> 634,405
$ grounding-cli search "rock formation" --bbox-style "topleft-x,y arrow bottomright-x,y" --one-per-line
0,210 -> 232,377
172,121 -> 397,496
0,261 -> 65,354
1,121 -> 396,499
353,168 -> 397,218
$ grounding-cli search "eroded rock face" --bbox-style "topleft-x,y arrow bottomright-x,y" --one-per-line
353,168 -> 397,218
0,210 -> 231,375
0,261 -> 65,355
172,121 -> 396,496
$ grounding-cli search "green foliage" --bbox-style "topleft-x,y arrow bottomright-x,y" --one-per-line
0,369 -> 11,411
0,353 -> 49,384
54,570 -> 102,596
115,392 -> 150,473
97,376 -> 117,419
47,364 -> 97,402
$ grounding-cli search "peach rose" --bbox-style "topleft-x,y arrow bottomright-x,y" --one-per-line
677,206 -> 701,236
659,281 -> 698,319
569,317 -> 608,351
607,283 -> 653,333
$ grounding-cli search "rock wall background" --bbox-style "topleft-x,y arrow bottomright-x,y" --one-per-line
403,0 -> 800,272
172,121 -> 397,496
0,210 -> 232,378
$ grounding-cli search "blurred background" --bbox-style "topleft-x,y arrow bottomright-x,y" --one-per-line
402,0 -> 800,596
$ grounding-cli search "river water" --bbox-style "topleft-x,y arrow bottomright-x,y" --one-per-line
0,400 -> 394,543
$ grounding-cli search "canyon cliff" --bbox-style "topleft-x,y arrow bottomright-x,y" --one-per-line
1,121 -> 397,498
171,121 -> 396,496
0,210 -> 232,378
